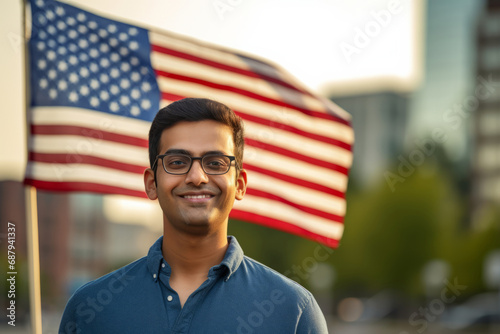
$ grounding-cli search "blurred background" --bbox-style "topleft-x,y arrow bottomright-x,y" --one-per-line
1,0 -> 500,333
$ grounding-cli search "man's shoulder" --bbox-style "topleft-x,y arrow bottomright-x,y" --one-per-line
69,256 -> 147,301
239,255 -> 314,302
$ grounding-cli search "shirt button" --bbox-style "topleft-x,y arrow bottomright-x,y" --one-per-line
153,274 -> 157,279
167,295 -> 173,302
162,263 -> 166,268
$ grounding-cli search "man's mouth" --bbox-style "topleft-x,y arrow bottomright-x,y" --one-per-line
182,195 -> 213,199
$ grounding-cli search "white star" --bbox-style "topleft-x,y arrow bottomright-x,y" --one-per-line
77,13 -> 86,22
120,96 -> 130,106
38,31 -> 48,40
57,21 -> 66,30
100,91 -> 110,101
129,41 -> 139,50
78,39 -> 89,49
141,82 -> 151,92
120,62 -> 130,72
119,47 -> 129,57
79,68 -> 89,78
130,106 -> 140,116
89,63 -> 99,72
47,25 -> 56,35
68,30 -> 78,39
49,89 -> 57,99
47,39 -> 56,48
58,80 -> 68,91
98,29 -> 108,38
37,15 -> 47,27
108,24 -> 117,33
110,68 -> 120,78
46,10 -> 55,20
57,46 -> 67,55
131,72 -> 140,82
47,50 -> 56,61
56,6 -> 65,16
37,59 -> 47,70
100,58 -> 110,68
88,21 -> 98,30
69,73 -> 78,84
110,101 -> 119,112
39,78 -> 48,89
78,25 -> 88,34
66,17 -> 76,26
79,53 -> 89,61
89,34 -> 98,44
89,48 -> 99,58
120,79 -> 130,89
69,91 -> 78,102
109,38 -> 118,47
119,33 -> 128,41
110,85 -> 119,95
37,41 -> 45,51
141,99 -> 151,109
90,79 -> 100,90
68,43 -> 78,52
131,89 -> 140,99
90,97 -> 100,107
57,35 -> 67,44
57,61 -> 68,71
48,69 -> 57,79
100,43 -> 110,53
100,73 -> 110,83
69,55 -> 78,65
140,66 -> 149,75
130,57 -> 139,66
80,85 -> 90,96
129,28 -> 138,36
110,53 -> 120,62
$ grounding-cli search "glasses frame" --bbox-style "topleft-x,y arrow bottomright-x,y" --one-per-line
152,153 -> 239,176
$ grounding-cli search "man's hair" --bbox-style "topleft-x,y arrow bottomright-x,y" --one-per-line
148,97 -> 245,171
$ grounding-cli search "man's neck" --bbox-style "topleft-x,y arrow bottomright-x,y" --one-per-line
161,226 -> 229,277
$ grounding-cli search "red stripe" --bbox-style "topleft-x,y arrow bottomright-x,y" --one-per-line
244,138 -> 349,175
245,188 -> 343,223
24,179 -> 147,198
230,209 -> 340,248
31,125 -> 148,148
155,69 -> 350,126
151,43 -> 311,97
243,163 -> 345,199
29,152 -> 147,174
234,110 -> 352,151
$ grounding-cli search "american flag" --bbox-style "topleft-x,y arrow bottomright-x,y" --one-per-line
26,0 -> 354,248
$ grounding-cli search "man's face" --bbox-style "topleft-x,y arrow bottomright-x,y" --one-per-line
144,120 -> 247,236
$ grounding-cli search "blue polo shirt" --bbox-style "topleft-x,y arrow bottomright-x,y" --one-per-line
59,236 -> 329,333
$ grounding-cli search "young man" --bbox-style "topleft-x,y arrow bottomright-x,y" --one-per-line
59,98 -> 329,333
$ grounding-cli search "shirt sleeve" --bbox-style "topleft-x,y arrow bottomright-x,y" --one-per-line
296,294 -> 329,334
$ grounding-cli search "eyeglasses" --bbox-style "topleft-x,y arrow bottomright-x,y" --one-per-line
153,153 -> 238,175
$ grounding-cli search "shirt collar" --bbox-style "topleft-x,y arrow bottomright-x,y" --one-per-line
146,235 -> 244,282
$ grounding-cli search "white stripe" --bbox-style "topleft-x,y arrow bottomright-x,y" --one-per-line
26,161 -> 144,191
31,135 -> 148,166
244,120 -> 352,166
151,51 -> 336,114
157,77 -> 354,145
244,146 -> 348,192
233,195 -> 344,240
31,107 -> 150,139
248,171 -> 346,216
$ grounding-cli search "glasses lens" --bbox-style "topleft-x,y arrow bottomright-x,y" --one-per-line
202,155 -> 231,174
163,155 -> 191,174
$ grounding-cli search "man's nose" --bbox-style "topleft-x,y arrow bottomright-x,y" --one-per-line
184,159 -> 209,186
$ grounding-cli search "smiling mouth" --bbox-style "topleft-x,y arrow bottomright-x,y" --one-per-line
182,195 -> 213,199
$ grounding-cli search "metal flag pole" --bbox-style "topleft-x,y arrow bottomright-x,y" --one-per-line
23,0 -> 43,332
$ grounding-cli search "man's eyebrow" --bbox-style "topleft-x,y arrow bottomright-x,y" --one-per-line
163,149 -> 227,156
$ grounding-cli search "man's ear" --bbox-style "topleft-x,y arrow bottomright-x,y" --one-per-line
144,168 -> 158,200
235,169 -> 247,200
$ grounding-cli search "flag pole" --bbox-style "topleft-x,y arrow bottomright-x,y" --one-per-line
25,186 -> 43,334
23,0 -> 43,332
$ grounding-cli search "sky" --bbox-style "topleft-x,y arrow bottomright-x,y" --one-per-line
0,0 -> 421,181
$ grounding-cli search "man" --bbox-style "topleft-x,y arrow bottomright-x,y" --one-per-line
59,98 -> 329,333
